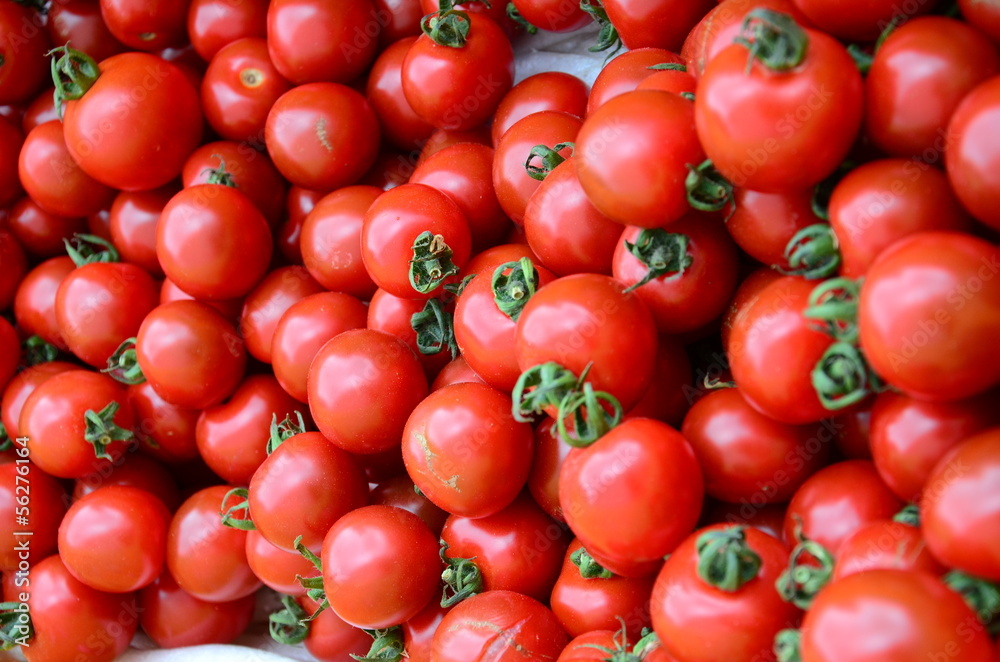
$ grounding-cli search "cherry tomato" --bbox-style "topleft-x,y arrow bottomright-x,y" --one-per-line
300,185 -> 380,298
370,473 -> 450,536
7,197 -> 87,258
244,529 -> 318,595
586,48 -> 681,115
946,76 -> 1000,230
298,594 -> 374,661
99,0 -> 188,50
624,335 -> 693,427
366,36 -> 435,151
1,361 -> 77,441
0,460 -> 67,572
0,3 -> 51,105
402,599 -> 451,662
418,125 -> 493,163
238,266 -> 325,364
138,570 -> 256,648
128,380 -> 200,465
367,288 -> 453,380
430,356 -> 486,391
557,630 -> 628,662
602,0 -> 715,51
187,0 -> 267,61
491,72 -> 589,146
960,0 -> 1000,41
0,317 -> 17,389
725,187 -> 820,269
108,185 -> 175,277
794,0 -> 935,40
510,0 -> 590,32
73,452 -> 180,511
833,519 -> 946,580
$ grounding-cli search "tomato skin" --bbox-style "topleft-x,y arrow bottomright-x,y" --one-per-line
245,529 -> 317,595
0,461 -> 67,572
99,0 -> 189,50
695,31 -> 863,193
516,273 -> 659,412
526,417 -> 573,522
793,0 -> 934,41
946,76 -> 1000,230
491,72 -> 589,146
187,0 -> 267,61
167,485 -> 261,602
419,125 -> 493,163
0,230 -> 27,310
48,0 -> 126,67
248,430 -> 368,552
297,186 -> 376,298
784,460 -> 902,556
858,232 -> 1000,401
587,48 -> 681,116
430,356 -> 486,391
402,382 -> 534,518
73,452 -> 180,511
136,300 -> 248,409
833,520 -> 946,580
557,631 -> 625,662
265,82 -> 381,192
19,370 -> 134,479
1,361 -> 78,441
560,418 -> 704,574
869,390 -> 1000,502
366,37 -> 435,152
550,538 -> 655,641
139,570 -> 256,648
402,600 -> 450,662
432,590 -> 568,660
63,52 -> 203,191
961,0 -> 1000,41
800,570 -> 993,662
128,380 -> 200,464
866,17 -> 998,160
510,0 -> 590,32
7,197 -> 87,259
367,288 -> 453,380
441,494 -> 569,601
725,188 -> 820,269
109,185 -> 176,277
652,524 -> 798,662
309,329 -> 429,455
322,505 -> 439,629
577,91 -> 704,228
923,428 -> 1000,581
603,0 -> 714,52
401,13 -> 515,131
0,3 -> 51,105
239,266 -> 324,364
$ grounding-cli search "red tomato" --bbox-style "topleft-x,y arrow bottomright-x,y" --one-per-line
635,66 -> 698,96
371,474 -> 450,536
603,0 -> 715,51
623,335 -> 693,427
13,257 -> 75,352
109,185 -> 176,277
166,485 -> 261,602
128,380 -> 201,464
702,501 -> 788,542
136,300 -> 248,409
721,269 -> 781,354
577,91 -> 703,228
402,600 -> 451,662
139,570 -> 256,648
833,519 -> 946,580
0,317 -> 17,389
0,230 -> 27,310
557,630 -> 628,662
858,232 -> 1000,401
309,329 -> 428,455
0,3 -> 51,105
19,92 -> 59,136
510,0 -> 590,32
586,48 -> 681,116
322,505 -> 439,628
244,529 -> 318,595
367,288 -> 453,380
0,460 -> 67,572
366,36 -> 435,151
725,187 -> 821,270
300,185 -> 380,299
99,0 -> 189,50
560,418 -> 704,575
946,76 -> 1000,230
793,0 -> 935,40
799,570 -> 993,661
1,361 -> 77,441
783,460 -> 902,556
418,125 -> 493,163
299,595 -> 374,660
922,428 -> 1000,581
238,266 -> 325,364
491,72 -> 589,146
430,356 -> 486,391
7,197 -> 87,258
248,430 -> 367,551
48,1 -> 125,66
187,0 -> 267,61
402,382 -> 534,518
73,452 -> 180,511
961,0 -> 1000,41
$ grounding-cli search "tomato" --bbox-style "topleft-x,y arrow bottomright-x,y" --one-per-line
106,185 -> 173,277
367,288 -> 453,380
441,493 -> 568,602
586,48 -> 681,116
923,428 -> 1000,581
365,36 -> 435,152
603,0 -> 715,51
7,197 -> 87,258
833,519 -> 946,580
321,505 -> 439,628
361,183 -> 472,299
794,0 -> 935,40
20,90 -> 60,135
577,91 -> 703,228
73,452 -> 180,511
19,370 -> 134,479
430,356 -> 486,391
859,232 -> 1000,401
832,405 -> 873,461
418,125 -> 493,163
187,0 -> 267,61
239,266 -> 325,364
430,590 -> 568,661
799,570 -> 993,661
1,361 -> 77,441
652,524 -> 798,662
159,277 -> 244,323
522,159 -> 621,276
0,460 -> 67,572
961,0 -> 1000,41
370,473 -> 449,535
0,317 -> 18,389
138,570 -> 256,648
265,82 -> 380,191
402,600 -> 450,662
13,555 -> 138,662
248,430 -> 367,551
702,501 -> 788,542
695,14 -> 863,192
0,230 -> 27,310
866,17 -> 998,160
99,0 -> 188,50
720,265 -> 780,353
0,3 -> 51,105
401,13 -> 515,131
277,185 -> 322,264
0,120 -> 23,209
946,76 -> 1000,231
550,538 -> 655,641
725,188 -> 820,270
463,243 -> 540,277
516,273 -> 659,412
869,390 -> 1000,502
298,594 -> 374,661
491,72 -> 589,146
167,485 -> 261,602
294,188 -> 373,298
622,335 -> 692,427
635,66 -> 698,96
509,0 -> 590,32
61,51 -> 203,191
402,382 -> 534,518
557,630 -> 628,662
245,528 -> 318,595
136,300 -> 247,409
411,143 -> 511,252
784,460 -> 902,556
309,329 -> 428,455
560,418 -> 703,575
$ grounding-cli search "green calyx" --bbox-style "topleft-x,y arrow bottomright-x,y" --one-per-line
571,546 -> 613,579
685,160 -> 733,214
622,229 -> 693,293
525,142 -> 574,181
696,527 -> 763,592
48,44 -> 99,119
440,540 -> 483,607
782,223 -> 841,280
804,277 -> 861,343
735,9 -> 809,73
293,535 -> 329,623
580,0 -> 622,54
22,335 -> 57,366
269,595 -> 310,645
506,2 -> 537,33
102,338 -> 146,385
83,402 -> 133,460
411,298 -> 459,359
420,0 -> 474,48
773,629 -> 802,662
893,503 -> 921,527
219,487 -> 255,531
204,155 -> 238,188
266,411 -> 308,455
409,231 -> 460,295
0,601 -> 31,650
648,63 -> 687,71
492,258 -> 540,322
64,233 -> 120,266
812,342 -> 881,411
945,570 -> 1000,634
576,619 -> 640,662
352,627 -> 407,661
775,521 -> 834,609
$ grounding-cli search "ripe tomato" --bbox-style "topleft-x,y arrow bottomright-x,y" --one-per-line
136,300 -> 247,409
370,473 -> 450,535
402,600 -> 450,662
587,48 -> 681,116
603,0 -> 714,51
799,570 -> 993,661
294,185 -> 375,297
510,0 -> 590,32
128,380 -> 200,464
99,0 -> 188,50
322,505 -> 439,628
7,197 -> 87,258
239,266 -> 325,364
858,232 -> 1000,401
367,288 -> 453,380
557,630 -> 628,662
833,519 -> 946,580
187,0 -> 267,61
725,188 -> 821,270
491,72 -> 589,146
1,361 -> 77,441
248,430 -> 368,552
0,317 -> 17,389
0,460 -> 67,571
946,76 -> 1000,230
695,12 -> 862,192
560,418 -> 703,575
366,37 -> 435,152
793,0 -> 935,40
297,594 -> 374,660
138,570 -> 256,648
73,452 -> 180,510
866,17 -> 999,159
109,185 -> 176,277
245,529 -> 318,595
309,329 -> 428,455
922,428 -> 1000,581
431,590 -> 568,661
961,0 -> 1000,41
402,382 -> 534,518
577,91 -> 703,228
623,335 -> 692,427
49,0 -> 125,64
0,3 -> 51,105
0,230 -> 27,310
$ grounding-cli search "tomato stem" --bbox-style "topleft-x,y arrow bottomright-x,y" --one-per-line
773,628 -> 802,662
804,277 -> 861,343
411,298 -> 459,359
409,231 -> 460,295
491,257 -> 540,322
735,9 -> 809,73
268,595 -> 310,645
102,338 -> 146,385
576,619 -> 636,660
775,523 -> 834,609
22,335 -> 57,366
204,154 -> 238,188
48,44 -> 100,118
420,0 -> 473,48
506,2 -> 538,33
893,503 -> 921,527
782,224 -> 841,279
685,160 -> 734,215
439,540 -> 483,607
696,526 -> 763,592
83,402 -> 133,460
512,362 -> 581,422
352,627 -> 407,661
846,44 -> 873,75
556,382 -> 622,448
622,229 -> 693,293
0,601 -> 31,650
944,570 -> 1000,634
648,62 -> 687,71
266,411 -> 308,455
219,487 -> 255,531
293,535 -> 330,622
64,233 -> 120,266
580,0 -> 622,55
812,342 -> 881,411
571,546 -> 613,579
524,142 -> 574,181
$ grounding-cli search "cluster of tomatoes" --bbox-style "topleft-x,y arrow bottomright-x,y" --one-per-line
1,0 -> 1000,660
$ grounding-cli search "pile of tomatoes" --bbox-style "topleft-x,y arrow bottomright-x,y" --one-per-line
1,0 -> 1000,660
